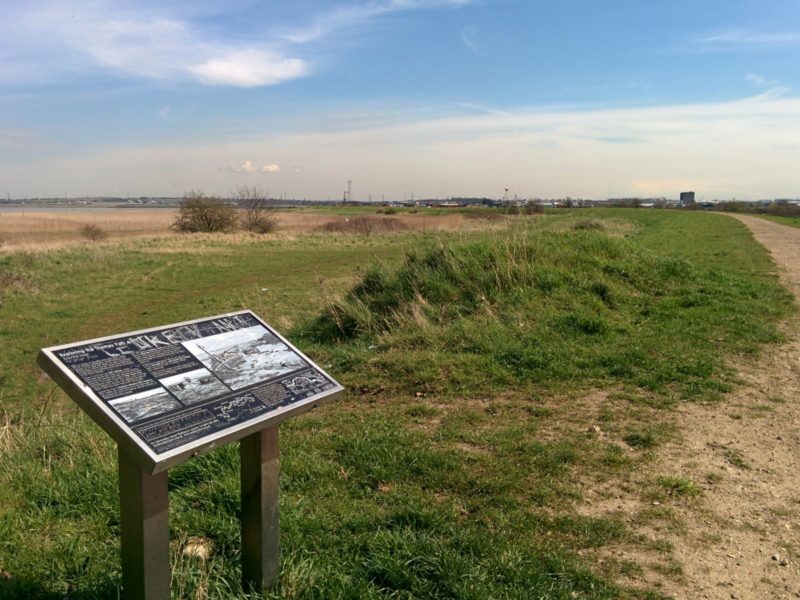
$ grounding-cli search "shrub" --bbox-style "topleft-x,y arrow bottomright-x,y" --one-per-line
318,216 -> 409,236
716,201 -> 750,213
768,203 -> 800,217
79,224 -> 107,241
233,184 -> 278,234
571,219 -> 606,232
172,191 -> 237,233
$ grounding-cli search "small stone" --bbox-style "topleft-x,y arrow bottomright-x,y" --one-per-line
183,537 -> 212,561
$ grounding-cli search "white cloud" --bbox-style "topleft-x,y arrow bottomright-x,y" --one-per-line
281,0 -> 474,43
697,29 -> 800,49
190,51 -> 307,88
2,0 -> 474,88
1,2 -> 308,88
222,161 -> 281,174
456,101 -> 510,117
745,73 -> 766,87
744,73 -> 791,100
460,26 -> 480,54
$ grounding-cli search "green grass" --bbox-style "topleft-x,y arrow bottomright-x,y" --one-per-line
0,209 -> 794,598
655,476 -> 701,498
300,211 -> 792,401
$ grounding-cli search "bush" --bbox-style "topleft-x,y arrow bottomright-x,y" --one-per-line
79,224 -> 107,241
233,184 -> 278,234
318,216 -> 409,236
768,203 -> 800,217
172,191 -> 237,233
571,219 -> 606,232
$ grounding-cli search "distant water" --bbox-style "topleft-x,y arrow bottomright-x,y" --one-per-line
0,205 -> 176,213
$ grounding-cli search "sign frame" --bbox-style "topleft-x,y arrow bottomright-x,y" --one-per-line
37,309 -> 343,474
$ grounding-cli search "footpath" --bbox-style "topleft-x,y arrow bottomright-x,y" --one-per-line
586,215 -> 800,599
661,215 -> 800,599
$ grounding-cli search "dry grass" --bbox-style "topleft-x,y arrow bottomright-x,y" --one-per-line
317,215 -> 411,234
0,209 -> 502,251
0,209 -> 176,250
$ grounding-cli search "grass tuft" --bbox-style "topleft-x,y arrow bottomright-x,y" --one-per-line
656,476 -> 701,497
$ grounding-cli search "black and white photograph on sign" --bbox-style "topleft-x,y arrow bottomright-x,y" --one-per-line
182,324 -> 307,390
159,367 -> 230,404
108,387 -> 183,424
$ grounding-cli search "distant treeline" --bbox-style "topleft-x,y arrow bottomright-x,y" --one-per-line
716,201 -> 800,217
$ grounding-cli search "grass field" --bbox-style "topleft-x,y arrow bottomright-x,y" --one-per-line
0,209 -> 794,599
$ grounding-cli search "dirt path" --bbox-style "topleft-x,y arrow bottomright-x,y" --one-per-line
583,215 -> 800,599
656,215 -> 800,599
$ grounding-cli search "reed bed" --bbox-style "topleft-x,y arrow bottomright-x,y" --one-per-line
0,209 -> 496,251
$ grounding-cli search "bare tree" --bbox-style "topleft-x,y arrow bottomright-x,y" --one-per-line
233,184 -> 278,234
172,190 -> 237,233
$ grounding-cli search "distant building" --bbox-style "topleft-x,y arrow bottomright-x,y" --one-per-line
680,191 -> 696,205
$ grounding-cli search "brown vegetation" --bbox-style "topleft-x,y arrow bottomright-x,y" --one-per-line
0,207 -> 508,251
172,191 -> 238,233
317,216 -> 410,235
79,224 -> 107,241
717,201 -> 800,217
234,184 -> 278,234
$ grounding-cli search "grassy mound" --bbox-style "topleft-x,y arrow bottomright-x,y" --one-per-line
301,227 -> 788,400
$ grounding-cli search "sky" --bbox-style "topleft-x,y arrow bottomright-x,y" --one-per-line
1,0 -> 799,200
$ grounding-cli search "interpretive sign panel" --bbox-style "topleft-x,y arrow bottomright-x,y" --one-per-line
38,310 -> 343,473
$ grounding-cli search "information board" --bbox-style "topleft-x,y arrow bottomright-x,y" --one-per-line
38,311 -> 343,473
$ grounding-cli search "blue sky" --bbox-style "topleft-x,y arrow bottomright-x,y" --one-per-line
1,0 -> 799,199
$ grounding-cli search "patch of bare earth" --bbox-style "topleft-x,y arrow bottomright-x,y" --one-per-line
578,215 -> 800,599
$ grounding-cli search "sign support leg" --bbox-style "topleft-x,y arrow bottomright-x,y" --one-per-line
118,448 -> 170,600
240,426 -> 280,592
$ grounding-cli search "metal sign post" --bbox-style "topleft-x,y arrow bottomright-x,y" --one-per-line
38,311 -> 342,599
